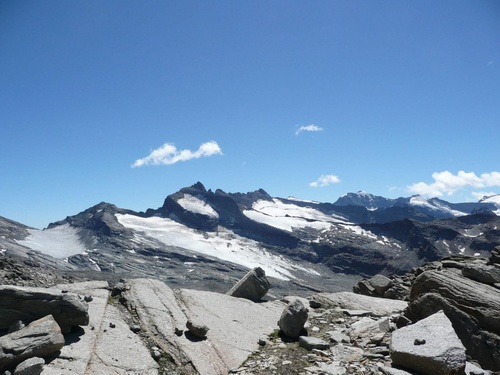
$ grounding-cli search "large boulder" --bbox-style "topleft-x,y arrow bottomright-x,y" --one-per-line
0,315 -> 65,372
0,285 -> 89,333
277,298 -> 308,339
405,268 -> 500,371
226,267 -> 270,302
390,311 -> 466,375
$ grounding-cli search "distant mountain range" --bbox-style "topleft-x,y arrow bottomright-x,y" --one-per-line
1,182 -> 499,296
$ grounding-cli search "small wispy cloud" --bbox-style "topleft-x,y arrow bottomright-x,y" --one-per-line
131,140 -> 222,168
310,174 -> 341,187
407,170 -> 500,197
295,124 -> 323,136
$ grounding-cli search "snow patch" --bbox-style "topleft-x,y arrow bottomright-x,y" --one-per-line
243,199 -> 348,232
346,225 -> 377,240
16,224 -> 87,258
177,194 -> 219,218
116,213 -> 319,281
409,196 -> 466,216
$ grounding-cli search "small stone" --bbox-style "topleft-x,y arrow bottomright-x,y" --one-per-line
309,300 -> 322,308
151,349 -> 161,360
413,338 -> 426,345
130,324 -> 141,333
109,322 -> 116,328
186,320 -> 209,338
258,337 -> 267,346
174,327 -> 183,336
84,295 -> 93,302
299,336 -> 330,351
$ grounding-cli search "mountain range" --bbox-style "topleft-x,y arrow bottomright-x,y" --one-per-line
1,182 -> 499,296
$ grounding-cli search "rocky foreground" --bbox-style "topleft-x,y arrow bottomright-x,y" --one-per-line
1,249 -> 500,375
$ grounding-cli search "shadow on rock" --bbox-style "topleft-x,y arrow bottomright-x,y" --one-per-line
184,331 -> 208,342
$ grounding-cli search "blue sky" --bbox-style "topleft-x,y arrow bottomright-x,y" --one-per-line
1,0 -> 499,229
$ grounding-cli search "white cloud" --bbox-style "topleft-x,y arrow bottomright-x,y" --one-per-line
295,124 -> 323,136
471,191 -> 498,201
309,174 -> 341,187
408,171 -> 500,197
131,140 -> 222,168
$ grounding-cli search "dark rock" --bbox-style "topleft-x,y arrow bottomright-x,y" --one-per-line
489,246 -> 500,265
226,267 -> 270,302
309,299 -> 322,308
277,299 -> 308,339
0,315 -> 64,372
462,262 -> 500,284
130,324 -> 141,333
0,285 -> 89,333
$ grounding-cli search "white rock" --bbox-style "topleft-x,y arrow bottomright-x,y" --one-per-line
390,310 -> 466,375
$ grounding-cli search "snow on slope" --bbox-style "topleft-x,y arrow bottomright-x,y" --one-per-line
243,199 -> 348,232
116,213 -> 319,281
409,196 -> 466,216
16,224 -> 87,258
177,194 -> 219,218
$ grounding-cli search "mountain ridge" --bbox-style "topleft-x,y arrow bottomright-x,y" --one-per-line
1,182 -> 499,297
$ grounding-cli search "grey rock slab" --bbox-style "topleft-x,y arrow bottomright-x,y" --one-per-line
316,361 -> 347,375
390,310 -> 466,375
0,315 -> 64,373
298,336 -> 330,351
465,362 -> 492,375
0,285 -> 89,333
125,278 -> 286,375
462,262 -> 500,284
329,344 -> 364,363
86,303 -> 158,375
41,281 -> 110,375
349,316 -> 390,347
313,292 -> 407,317
13,357 -> 45,375
326,329 -> 350,344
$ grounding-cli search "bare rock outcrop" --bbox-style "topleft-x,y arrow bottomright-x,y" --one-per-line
0,285 -> 89,333
405,267 -> 500,371
0,315 -> 64,372
390,310 -> 466,375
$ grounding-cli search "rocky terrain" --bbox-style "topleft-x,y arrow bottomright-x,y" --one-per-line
1,248 -> 499,374
1,183 -> 500,374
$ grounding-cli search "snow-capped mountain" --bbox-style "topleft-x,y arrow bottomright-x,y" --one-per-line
331,191 -> 497,222
479,194 -> 500,215
2,182 -> 499,296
